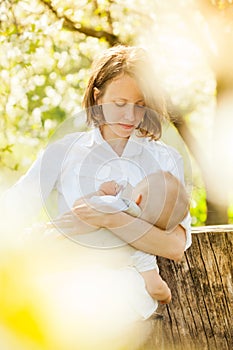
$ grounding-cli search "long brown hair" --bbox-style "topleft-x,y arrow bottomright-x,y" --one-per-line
82,45 -> 168,140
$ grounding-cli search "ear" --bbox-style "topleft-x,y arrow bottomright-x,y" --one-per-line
135,194 -> 142,205
93,87 -> 100,103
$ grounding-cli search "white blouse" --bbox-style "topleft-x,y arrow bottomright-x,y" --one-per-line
2,127 -> 191,249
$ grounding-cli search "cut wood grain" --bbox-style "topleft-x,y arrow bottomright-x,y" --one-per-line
143,227 -> 233,350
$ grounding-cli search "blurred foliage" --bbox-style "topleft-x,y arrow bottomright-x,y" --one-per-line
0,0 -> 232,225
228,202 -> 233,224
0,0 -> 149,174
190,187 -> 207,226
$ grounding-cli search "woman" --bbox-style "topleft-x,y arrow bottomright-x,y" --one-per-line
55,45 -> 191,260
2,45 -> 191,320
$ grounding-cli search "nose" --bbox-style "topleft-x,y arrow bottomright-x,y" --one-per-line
124,103 -> 135,122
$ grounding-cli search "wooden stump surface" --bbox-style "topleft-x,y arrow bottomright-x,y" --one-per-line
143,226 -> 233,350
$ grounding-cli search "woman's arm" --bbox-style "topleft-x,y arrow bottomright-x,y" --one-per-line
104,211 -> 186,261
73,200 -> 186,261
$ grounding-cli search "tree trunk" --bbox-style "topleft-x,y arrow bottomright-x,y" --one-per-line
173,118 -> 230,225
205,86 -> 233,225
206,200 -> 229,225
143,226 -> 233,350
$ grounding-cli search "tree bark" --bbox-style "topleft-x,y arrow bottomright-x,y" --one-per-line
143,226 -> 233,350
173,117 -> 229,225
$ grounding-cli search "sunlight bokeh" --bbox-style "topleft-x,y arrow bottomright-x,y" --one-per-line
0,235 -> 152,350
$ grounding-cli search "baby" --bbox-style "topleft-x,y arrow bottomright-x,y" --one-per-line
72,170 -> 189,305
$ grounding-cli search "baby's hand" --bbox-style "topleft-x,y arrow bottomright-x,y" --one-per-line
99,180 -> 122,196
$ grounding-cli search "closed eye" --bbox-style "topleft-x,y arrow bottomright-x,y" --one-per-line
114,101 -> 127,107
114,101 -> 145,109
135,104 -> 146,111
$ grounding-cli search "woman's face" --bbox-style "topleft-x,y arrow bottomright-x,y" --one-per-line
94,74 -> 146,141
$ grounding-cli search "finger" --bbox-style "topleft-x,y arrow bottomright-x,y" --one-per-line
72,206 -> 87,215
73,204 -> 98,213
72,204 -> 88,210
51,211 -> 74,220
48,215 -> 75,228
73,201 -> 93,210
115,183 -> 122,194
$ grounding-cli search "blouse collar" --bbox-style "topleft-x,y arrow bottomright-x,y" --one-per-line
87,127 -> 146,157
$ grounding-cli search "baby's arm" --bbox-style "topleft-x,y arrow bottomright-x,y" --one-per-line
140,269 -> 171,304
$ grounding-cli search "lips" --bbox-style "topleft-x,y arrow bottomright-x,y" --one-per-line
118,123 -> 134,129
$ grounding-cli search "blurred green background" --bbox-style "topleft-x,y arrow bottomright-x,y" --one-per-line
1,0 -> 233,226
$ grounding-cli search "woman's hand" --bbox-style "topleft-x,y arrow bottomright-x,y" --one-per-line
72,198 -> 112,228
48,198 -> 117,235
47,204 -> 102,235
47,212 -> 91,235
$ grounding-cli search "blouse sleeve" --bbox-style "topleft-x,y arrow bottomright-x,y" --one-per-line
0,135 -> 75,229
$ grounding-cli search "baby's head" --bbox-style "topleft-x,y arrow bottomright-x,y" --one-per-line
132,171 -> 189,231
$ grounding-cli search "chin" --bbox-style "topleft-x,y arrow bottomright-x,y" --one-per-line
116,126 -> 135,138
118,131 -> 133,139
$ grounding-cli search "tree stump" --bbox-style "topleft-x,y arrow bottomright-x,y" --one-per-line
143,226 -> 233,350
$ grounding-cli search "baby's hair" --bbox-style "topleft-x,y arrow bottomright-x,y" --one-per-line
134,171 -> 189,231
